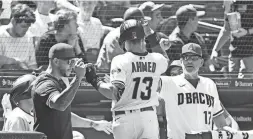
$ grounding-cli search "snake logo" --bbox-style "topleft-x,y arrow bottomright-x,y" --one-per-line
242,132 -> 249,139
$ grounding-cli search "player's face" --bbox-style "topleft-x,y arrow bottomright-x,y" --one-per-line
13,19 -> 33,37
191,16 -> 199,32
149,9 -> 163,30
79,1 -> 97,13
66,18 -> 78,35
181,53 -> 203,74
57,58 -> 77,77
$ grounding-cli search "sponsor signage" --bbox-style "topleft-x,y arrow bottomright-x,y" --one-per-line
214,79 -> 253,89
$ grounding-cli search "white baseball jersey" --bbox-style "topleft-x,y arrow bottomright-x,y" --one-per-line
3,107 -> 34,131
159,75 -> 224,139
110,52 -> 168,111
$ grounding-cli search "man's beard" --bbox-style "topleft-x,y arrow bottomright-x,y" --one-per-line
60,69 -> 69,77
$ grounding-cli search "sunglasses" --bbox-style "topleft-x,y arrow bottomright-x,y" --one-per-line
59,58 -> 79,65
181,55 -> 201,61
19,18 -> 35,24
15,15 -> 36,24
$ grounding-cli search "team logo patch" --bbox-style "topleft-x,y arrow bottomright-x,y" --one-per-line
226,131 -> 233,139
242,132 -> 249,139
111,68 -> 121,75
132,32 -> 137,39
188,44 -> 194,51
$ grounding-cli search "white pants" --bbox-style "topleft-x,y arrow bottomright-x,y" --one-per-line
112,109 -> 159,139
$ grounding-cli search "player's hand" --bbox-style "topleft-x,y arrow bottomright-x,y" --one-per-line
74,59 -> 86,80
232,28 -> 247,38
103,74 -> 110,83
92,120 -> 112,135
85,63 -> 98,83
140,18 -> 155,37
1,93 -> 12,118
159,38 -> 171,51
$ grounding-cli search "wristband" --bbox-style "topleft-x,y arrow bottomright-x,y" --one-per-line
146,32 -> 160,47
90,76 -> 104,90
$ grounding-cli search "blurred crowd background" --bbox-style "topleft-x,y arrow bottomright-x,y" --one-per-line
0,0 -> 252,79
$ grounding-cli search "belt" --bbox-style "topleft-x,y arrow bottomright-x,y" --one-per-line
114,106 -> 154,116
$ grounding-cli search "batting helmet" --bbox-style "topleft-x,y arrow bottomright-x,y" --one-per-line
9,74 -> 36,105
119,19 -> 145,44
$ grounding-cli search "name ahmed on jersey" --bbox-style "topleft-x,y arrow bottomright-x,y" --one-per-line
132,61 -> 156,73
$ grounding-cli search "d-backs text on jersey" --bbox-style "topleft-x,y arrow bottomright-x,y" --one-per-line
178,92 -> 214,107
132,62 -> 156,73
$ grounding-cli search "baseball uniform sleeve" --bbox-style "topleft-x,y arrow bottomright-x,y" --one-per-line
158,76 -> 169,99
110,55 -> 127,87
156,53 -> 169,74
4,117 -> 30,131
211,81 -> 224,117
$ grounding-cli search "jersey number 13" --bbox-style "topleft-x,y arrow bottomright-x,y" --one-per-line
132,77 -> 153,100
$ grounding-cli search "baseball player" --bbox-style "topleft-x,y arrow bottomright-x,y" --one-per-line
84,19 -> 168,139
0,73 -> 85,139
110,19 -> 168,139
2,74 -> 36,131
159,43 -> 233,139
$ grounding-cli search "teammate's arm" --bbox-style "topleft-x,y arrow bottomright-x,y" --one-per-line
142,20 -> 169,60
71,112 -> 112,134
84,67 -> 119,100
42,60 -> 86,111
46,76 -> 81,111
213,20 -> 231,53
85,57 -> 126,100
211,80 -> 230,129
97,82 -> 121,100
213,113 -> 228,129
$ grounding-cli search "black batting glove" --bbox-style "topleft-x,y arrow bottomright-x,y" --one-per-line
85,63 -> 103,90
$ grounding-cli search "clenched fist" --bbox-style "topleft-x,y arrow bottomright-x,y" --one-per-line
74,59 -> 86,79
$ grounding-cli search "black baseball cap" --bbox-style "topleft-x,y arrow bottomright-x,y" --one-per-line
9,74 -> 36,104
181,43 -> 202,57
48,43 -> 76,59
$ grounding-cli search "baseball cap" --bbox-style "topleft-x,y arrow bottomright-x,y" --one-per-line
9,74 -> 36,104
169,60 -> 181,68
176,5 -> 204,22
181,43 -> 202,56
119,19 -> 145,44
139,1 -> 164,17
166,60 -> 182,76
49,43 -> 76,59
123,7 -> 146,21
